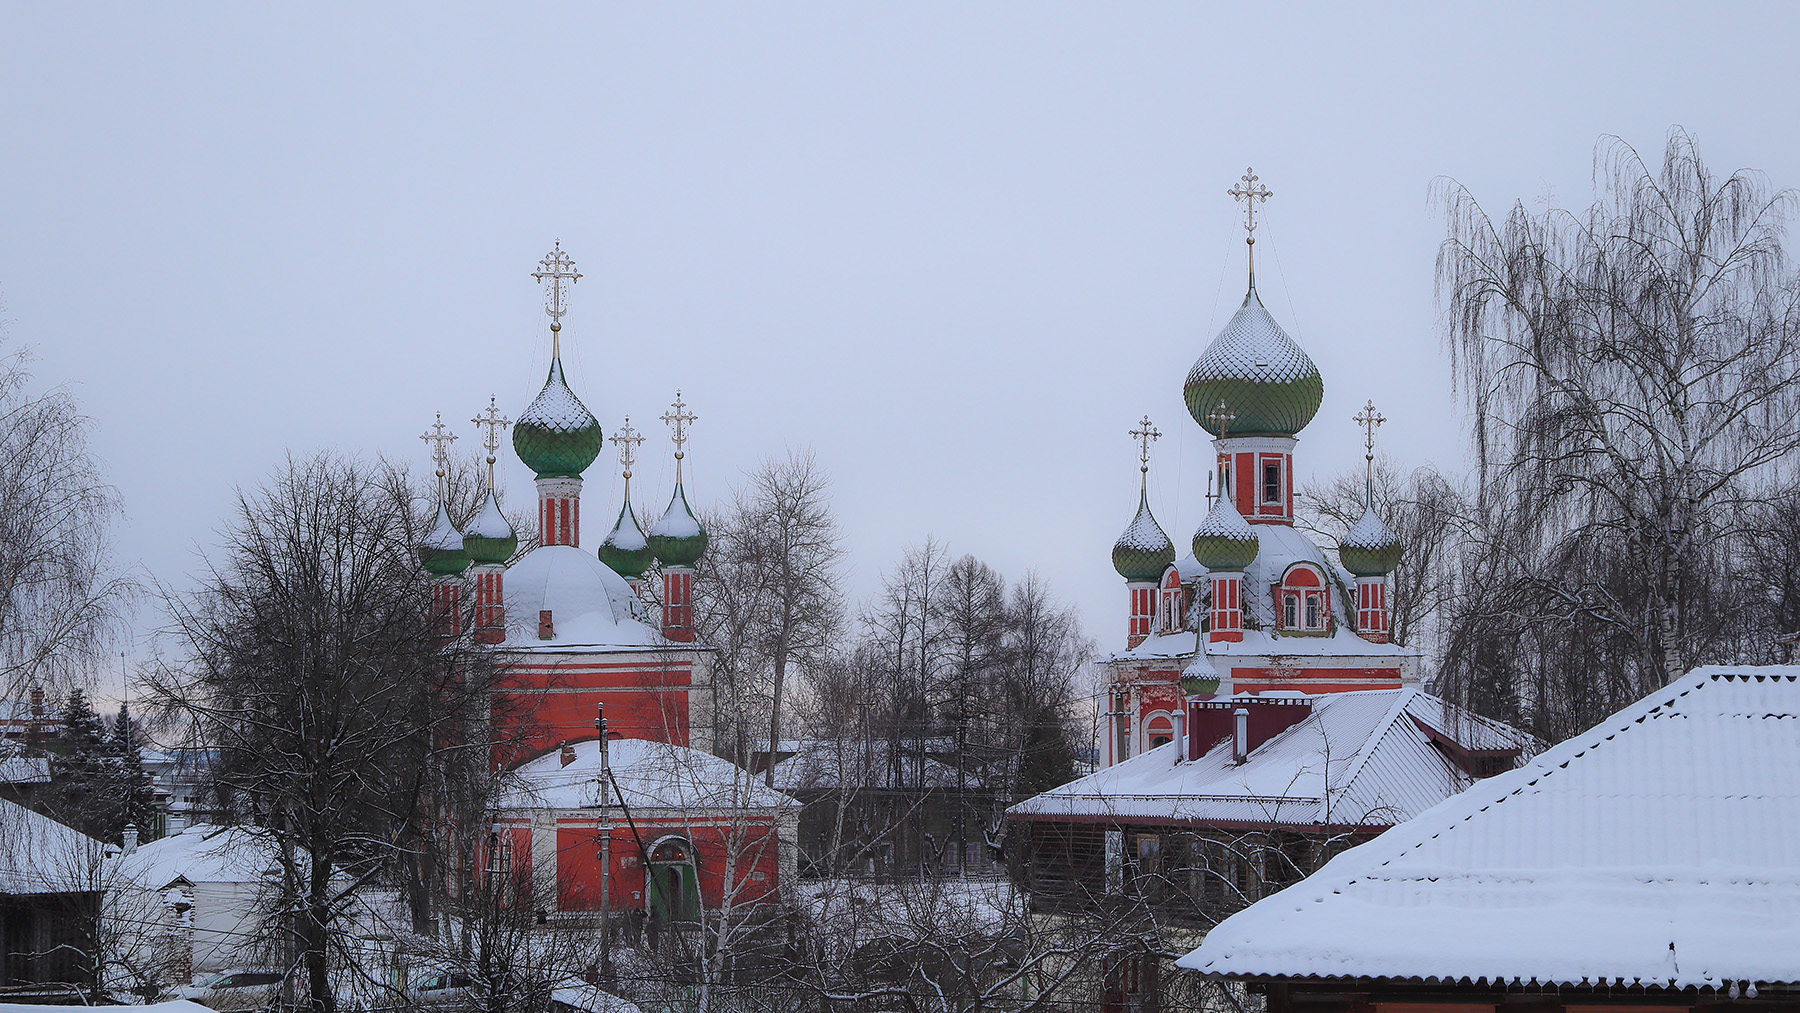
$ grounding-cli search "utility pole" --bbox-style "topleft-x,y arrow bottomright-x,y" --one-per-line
596,703 -> 612,979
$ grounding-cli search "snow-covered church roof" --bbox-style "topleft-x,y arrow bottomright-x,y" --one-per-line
500,738 -> 794,812
1007,689 -> 1532,827
1179,666 -> 1800,991
500,545 -> 663,649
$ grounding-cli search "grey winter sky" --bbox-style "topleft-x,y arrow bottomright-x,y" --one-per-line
4,4 -> 1799,682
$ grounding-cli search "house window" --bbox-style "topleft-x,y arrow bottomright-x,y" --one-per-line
1262,459 -> 1282,505
1282,595 -> 1298,628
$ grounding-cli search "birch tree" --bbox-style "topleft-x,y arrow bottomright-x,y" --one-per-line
1434,129 -> 1800,737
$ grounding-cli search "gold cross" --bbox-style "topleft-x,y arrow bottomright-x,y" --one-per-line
1228,168 -> 1273,241
1206,400 -> 1237,438
471,396 -> 511,490
660,391 -> 698,481
419,413 -> 457,499
610,417 -> 646,480
1129,415 -> 1161,474
531,241 -> 582,356
1354,399 -> 1386,459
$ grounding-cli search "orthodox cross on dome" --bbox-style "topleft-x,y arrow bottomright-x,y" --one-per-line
610,417 -> 645,481
530,241 -> 582,357
1206,400 -> 1237,502
471,396 -> 511,490
1129,415 -> 1161,487
1354,399 -> 1386,505
419,413 -> 457,500
660,391 -> 698,481
1228,167 -> 1273,280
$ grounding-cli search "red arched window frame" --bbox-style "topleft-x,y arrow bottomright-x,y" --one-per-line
1277,564 -> 1330,632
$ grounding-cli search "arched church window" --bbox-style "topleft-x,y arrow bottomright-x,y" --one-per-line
1277,564 -> 1329,632
1145,713 -> 1174,750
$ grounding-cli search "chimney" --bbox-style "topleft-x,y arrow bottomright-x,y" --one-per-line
1233,707 -> 1249,763
123,823 -> 139,854
1172,709 -> 1186,764
538,610 -> 554,640
559,742 -> 576,767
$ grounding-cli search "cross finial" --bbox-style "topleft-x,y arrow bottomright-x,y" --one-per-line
1205,400 -> 1237,438
531,241 -> 582,356
419,413 -> 457,501
1129,415 -> 1161,485
471,396 -> 511,491
660,390 -> 698,481
610,417 -> 646,481
1353,399 -> 1387,507
1228,167 -> 1273,282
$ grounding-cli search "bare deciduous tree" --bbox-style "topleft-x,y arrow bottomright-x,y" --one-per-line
1433,129 -> 1800,737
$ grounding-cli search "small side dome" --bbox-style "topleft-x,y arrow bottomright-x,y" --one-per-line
1339,504 -> 1403,576
1184,285 -> 1324,437
1192,495 -> 1259,572
648,482 -> 708,567
1113,488 -> 1175,582
513,359 -> 605,479
420,501 -> 471,576
598,500 -> 655,580
462,489 -> 518,565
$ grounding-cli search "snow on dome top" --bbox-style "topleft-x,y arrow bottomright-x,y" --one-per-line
513,358 -> 605,479
419,501 -> 470,575
648,482 -> 708,567
1113,487 -> 1176,582
501,545 -> 660,648
462,488 -> 518,566
1338,502 -> 1403,576
597,499 -> 655,580
1184,283 -> 1324,437
1191,494 -> 1259,572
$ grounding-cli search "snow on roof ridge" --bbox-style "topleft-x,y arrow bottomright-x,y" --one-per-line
1328,688 -> 1417,797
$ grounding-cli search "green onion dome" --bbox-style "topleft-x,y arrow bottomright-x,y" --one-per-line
462,488 -> 518,566
648,481 -> 708,568
513,358 -> 606,479
1191,494 -> 1260,572
420,501 -> 472,576
598,499 -> 655,579
1339,503 -> 1403,576
1113,487 -> 1175,582
1184,281 -> 1324,437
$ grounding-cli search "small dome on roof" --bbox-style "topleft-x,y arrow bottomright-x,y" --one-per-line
462,489 -> 518,566
513,359 -> 605,479
598,499 -> 655,579
1192,494 -> 1259,572
1339,503 -> 1403,576
648,482 -> 708,568
1184,282 -> 1324,437
420,501 -> 471,576
1113,488 -> 1175,582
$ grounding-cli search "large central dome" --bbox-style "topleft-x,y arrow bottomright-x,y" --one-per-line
1184,283 -> 1323,437
513,358 -> 605,478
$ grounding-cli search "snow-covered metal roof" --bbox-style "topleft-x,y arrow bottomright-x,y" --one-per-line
1007,689 -> 1531,828
1179,666 -> 1800,990
501,738 -> 794,812
113,824 -> 285,889
0,799 -> 105,894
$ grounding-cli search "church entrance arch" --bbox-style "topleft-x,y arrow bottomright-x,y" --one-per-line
647,835 -> 700,922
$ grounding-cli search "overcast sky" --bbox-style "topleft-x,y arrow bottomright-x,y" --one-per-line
5,3 -> 1799,686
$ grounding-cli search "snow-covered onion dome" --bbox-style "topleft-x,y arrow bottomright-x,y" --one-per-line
420,501 -> 471,576
1192,494 -> 1259,572
513,359 -> 606,479
1113,487 -> 1175,582
598,499 -> 655,579
1338,504 -> 1403,576
462,488 -> 518,565
648,482 -> 708,567
1184,280 -> 1324,437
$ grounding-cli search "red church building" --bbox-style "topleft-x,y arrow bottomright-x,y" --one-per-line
417,243 -> 796,926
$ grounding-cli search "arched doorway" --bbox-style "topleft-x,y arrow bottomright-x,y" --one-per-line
647,835 -> 699,923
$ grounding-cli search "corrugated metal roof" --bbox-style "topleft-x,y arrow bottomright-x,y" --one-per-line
1007,689 -> 1533,828
1179,666 -> 1800,990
